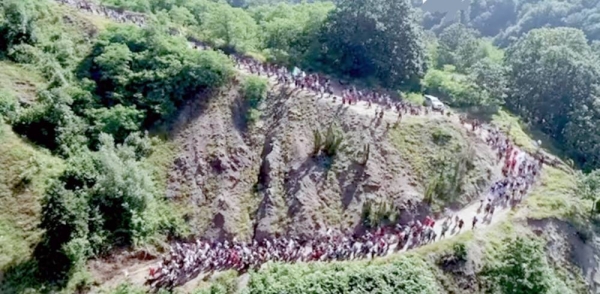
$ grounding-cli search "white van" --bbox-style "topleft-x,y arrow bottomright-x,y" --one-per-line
424,95 -> 445,110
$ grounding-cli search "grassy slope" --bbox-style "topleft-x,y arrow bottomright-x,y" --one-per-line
0,61 -> 46,103
0,123 -> 64,270
0,60 -> 58,271
388,115 -> 493,212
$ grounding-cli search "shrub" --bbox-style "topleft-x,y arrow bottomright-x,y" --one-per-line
242,75 -> 268,108
0,89 -> 18,121
403,92 -> 425,105
312,124 -> 345,158
482,237 -> 573,294
36,133 -> 177,279
36,181 -> 89,281
87,105 -> 145,144
246,255 -> 440,294
452,242 -> 467,262
431,128 -> 453,146
86,25 -> 234,124
362,199 -> 399,229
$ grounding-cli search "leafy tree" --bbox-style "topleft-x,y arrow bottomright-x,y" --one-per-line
250,2 -> 333,65
202,3 -> 259,52
242,75 -> 268,108
483,237 -> 567,294
93,42 -> 134,102
505,27 -> 600,168
320,0 -> 426,89
563,102 -> 600,170
423,67 -> 482,106
468,0 -> 517,37
36,133 -> 172,280
88,134 -> 158,248
36,181 -> 89,281
87,105 -> 144,144
0,0 -> 39,52
168,6 -> 197,27
13,86 -> 88,153
577,169 -> 600,213
86,24 -> 234,124
467,57 -> 507,106
437,23 -> 483,73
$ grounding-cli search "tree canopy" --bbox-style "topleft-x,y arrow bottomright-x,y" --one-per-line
505,27 -> 600,169
319,0 -> 426,89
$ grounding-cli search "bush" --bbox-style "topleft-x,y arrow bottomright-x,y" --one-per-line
242,75 -> 268,108
423,69 -> 481,107
86,25 -> 234,124
431,128 -> 453,146
452,243 -> 467,262
482,237 -> 572,294
0,0 -> 39,52
312,124 -> 345,158
36,133 -> 178,280
87,105 -> 145,144
361,199 -> 399,229
0,89 -> 18,121
246,255 -> 440,294
36,181 -> 89,281
403,92 -> 425,105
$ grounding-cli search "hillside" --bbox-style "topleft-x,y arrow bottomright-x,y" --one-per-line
1,0 -> 600,294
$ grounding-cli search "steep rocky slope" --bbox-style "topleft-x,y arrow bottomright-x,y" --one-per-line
163,79 -> 499,242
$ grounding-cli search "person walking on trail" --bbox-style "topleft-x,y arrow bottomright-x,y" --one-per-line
472,216 -> 478,230
441,221 -> 449,239
458,218 -> 464,232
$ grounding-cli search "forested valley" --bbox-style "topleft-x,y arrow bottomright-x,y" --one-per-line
1,0 -> 600,293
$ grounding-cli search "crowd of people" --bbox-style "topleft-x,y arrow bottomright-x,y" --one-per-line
55,1 -> 548,291
233,56 -> 437,120
146,220 -> 446,290
144,83 -> 545,291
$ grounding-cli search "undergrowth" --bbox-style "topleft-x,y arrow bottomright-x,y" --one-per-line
245,254 -> 441,294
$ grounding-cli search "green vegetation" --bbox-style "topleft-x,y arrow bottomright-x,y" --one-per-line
0,0 -> 231,290
245,255 -> 441,294
482,236 -> 579,294
241,75 -> 268,123
505,27 -> 600,171
312,124 -> 345,158
0,123 -> 64,269
361,199 -> 399,229
403,92 -> 425,106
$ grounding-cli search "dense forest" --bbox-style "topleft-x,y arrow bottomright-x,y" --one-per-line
1,0 -> 600,293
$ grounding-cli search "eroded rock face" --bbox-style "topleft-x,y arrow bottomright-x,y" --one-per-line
161,81 -> 501,242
